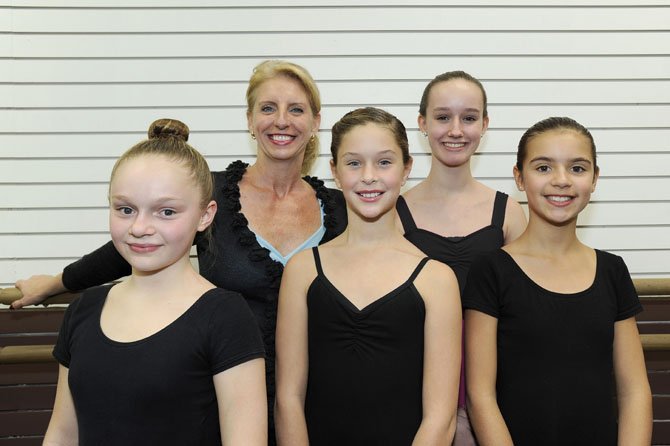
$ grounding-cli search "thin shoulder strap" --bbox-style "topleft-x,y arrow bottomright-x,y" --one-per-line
311,246 -> 325,276
491,191 -> 509,228
408,257 -> 431,283
395,196 -> 418,232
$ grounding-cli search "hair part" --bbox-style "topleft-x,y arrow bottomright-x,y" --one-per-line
110,118 -> 213,210
419,70 -> 488,119
516,116 -> 598,172
246,60 -> 321,175
330,107 -> 410,166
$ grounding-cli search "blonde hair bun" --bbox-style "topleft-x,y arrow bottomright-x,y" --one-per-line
147,118 -> 190,142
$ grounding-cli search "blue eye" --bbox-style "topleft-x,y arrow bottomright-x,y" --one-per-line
260,105 -> 275,113
290,106 -> 304,114
346,160 -> 360,167
117,206 -> 133,215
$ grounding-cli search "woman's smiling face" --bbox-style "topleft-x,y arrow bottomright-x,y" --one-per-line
247,76 -> 320,165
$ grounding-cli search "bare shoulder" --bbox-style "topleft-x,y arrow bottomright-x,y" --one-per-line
504,195 -> 526,220
503,197 -> 527,244
414,260 -> 459,304
281,249 -> 318,292
401,179 -> 428,204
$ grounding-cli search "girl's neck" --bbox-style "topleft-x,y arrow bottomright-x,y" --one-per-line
341,207 -> 404,246
125,258 -> 208,300
424,159 -> 477,193
512,217 -> 583,257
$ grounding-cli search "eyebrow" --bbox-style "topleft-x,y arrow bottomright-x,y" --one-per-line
530,156 -> 593,165
341,149 -> 398,157
431,107 -> 481,114
110,194 -> 184,203
258,100 -> 307,107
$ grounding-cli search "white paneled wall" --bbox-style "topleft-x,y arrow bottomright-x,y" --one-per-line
1,1 -> 669,290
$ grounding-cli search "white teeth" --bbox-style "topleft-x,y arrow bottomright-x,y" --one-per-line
360,192 -> 381,198
270,135 -> 293,141
444,142 -> 465,148
547,196 -> 571,202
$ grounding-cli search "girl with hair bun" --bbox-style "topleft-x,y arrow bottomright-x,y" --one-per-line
15,61 -> 348,444
275,107 -> 461,445
43,121 -> 267,445
463,117 -> 652,445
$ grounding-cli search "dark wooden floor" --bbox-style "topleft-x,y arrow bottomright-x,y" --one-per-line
2,298 -> 670,444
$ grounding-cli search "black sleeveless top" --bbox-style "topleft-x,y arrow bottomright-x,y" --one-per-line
396,191 -> 508,295
304,247 -> 429,446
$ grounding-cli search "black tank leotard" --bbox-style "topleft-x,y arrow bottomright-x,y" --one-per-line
304,247 -> 429,446
396,191 -> 508,294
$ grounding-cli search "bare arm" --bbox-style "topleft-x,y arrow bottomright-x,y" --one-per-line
614,317 -> 652,445
275,252 -> 314,445
213,358 -> 267,446
43,365 -> 78,446
412,261 -> 462,445
503,198 -> 527,245
465,309 -> 514,446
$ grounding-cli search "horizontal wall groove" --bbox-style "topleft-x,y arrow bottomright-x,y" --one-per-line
4,78 -> 670,85
6,30 -> 670,36
4,102 -> 670,111
3,5 -> 669,10
4,54 -> 670,61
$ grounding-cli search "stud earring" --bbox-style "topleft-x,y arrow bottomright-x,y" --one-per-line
250,132 -> 256,140
422,132 -> 428,137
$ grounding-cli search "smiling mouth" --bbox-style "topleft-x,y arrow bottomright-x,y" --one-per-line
359,192 -> 382,198
546,195 -> 573,204
442,142 -> 466,149
129,244 -> 160,253
269,134 -> 295,142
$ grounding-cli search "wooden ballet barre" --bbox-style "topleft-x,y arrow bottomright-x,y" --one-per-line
0,287 -> 82,306
1,278 -> 669,307
0,345 -> 55,364
640,334 -> 670,351
2,334 -> 670,365
634,278 -> 670,297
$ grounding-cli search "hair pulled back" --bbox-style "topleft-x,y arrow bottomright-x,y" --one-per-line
516,116 -> 597,172
110,118 -> 213,209
419,70 -> 488,119
330,107 -> 410,165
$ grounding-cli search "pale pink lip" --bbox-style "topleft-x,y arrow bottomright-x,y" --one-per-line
545,195 -> 574,207
441,141 -> 468,152
128,243 -> 160,253
268,134 -> 296,146
356,190 -> 384,202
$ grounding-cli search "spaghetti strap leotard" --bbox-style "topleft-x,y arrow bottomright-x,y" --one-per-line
396,191 -> 508,295
396,191 -> 508,411
304,247 -> 430,446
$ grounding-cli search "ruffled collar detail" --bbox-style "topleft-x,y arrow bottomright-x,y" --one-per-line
221,160 -> 339,291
